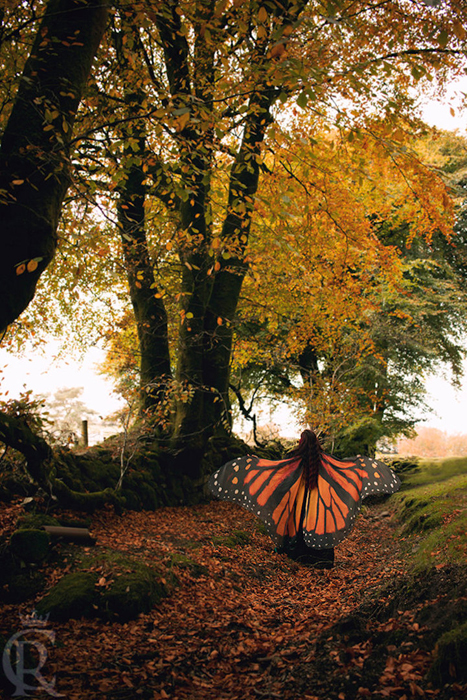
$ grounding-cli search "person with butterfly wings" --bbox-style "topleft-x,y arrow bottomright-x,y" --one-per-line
209,429 -> 401,568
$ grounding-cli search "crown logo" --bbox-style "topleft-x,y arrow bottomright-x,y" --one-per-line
19,610 -> 49,628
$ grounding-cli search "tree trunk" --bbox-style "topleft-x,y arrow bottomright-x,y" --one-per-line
158,1 -> 308,470
173,91 -> 275,464
154,0 -> 217,462
119,0 -> 307,479
117,101 -> 171,411
0,0 -> 109,333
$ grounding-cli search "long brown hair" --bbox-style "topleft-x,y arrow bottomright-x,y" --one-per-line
288,429 -> 323,489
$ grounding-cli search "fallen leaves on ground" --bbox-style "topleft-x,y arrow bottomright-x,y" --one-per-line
0,501 -> 465,699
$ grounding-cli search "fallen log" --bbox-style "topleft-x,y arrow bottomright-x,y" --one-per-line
42,526 -> 96,545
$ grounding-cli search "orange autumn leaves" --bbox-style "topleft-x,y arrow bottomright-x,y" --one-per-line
233,122 -> 457,435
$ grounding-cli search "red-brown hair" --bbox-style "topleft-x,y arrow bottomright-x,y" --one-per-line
288,429 -> 322,489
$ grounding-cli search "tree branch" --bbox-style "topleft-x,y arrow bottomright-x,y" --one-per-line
0,411 -> 53,484
229,383 -> 266,448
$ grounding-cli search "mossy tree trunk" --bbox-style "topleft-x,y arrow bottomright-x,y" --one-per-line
171,91 -> 275,472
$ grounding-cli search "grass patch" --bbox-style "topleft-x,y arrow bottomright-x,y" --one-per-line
212,529 -> 252,548
409,510 -> 467,572
394,457 -> 467,572
400,456 -> 467,489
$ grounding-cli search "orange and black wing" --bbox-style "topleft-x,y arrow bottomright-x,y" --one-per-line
302,453 -> 401,548
209,455 -> 306,544
209,453 -> 400,548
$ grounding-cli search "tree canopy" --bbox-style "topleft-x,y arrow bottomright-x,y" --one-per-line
1,0 -> 467,484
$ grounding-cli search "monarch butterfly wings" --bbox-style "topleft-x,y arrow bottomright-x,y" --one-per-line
209,453 -> 401,549
208,455 -> 306,543
354,455 -> 401,499
301,454 -> 401,549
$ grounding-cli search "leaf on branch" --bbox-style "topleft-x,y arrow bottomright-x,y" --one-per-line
296,92 -> 308,109
175,112 -> 191,132
269,43 -> 286,58
27,259 -> 38,273
436,30 -> 449,48
15,257 -> 43,276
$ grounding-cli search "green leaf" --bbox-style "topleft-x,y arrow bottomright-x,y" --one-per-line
296,92 -> 308,109
437,30 -> 449,48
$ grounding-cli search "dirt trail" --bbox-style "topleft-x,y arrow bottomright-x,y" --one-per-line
1,500 -> 464,699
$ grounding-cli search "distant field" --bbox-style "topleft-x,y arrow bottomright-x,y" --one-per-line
397,426 -> 467,459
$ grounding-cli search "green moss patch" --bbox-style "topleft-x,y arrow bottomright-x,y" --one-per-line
409,511 -> 467,572
10,528 -> 50,563
169,553 -> 208,577
428,620 -> 467,685
36,571 -> 99,621
212,529 -> 251,547
383,456 -> 421,476
100,568 -> 172,621
36,549 -> 175,622
16,514 -> 61,530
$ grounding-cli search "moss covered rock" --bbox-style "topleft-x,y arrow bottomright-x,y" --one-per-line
100,568 -> 172,621
428,620 -> 467,685
16,514 -> 61,530
36,552 -> 175,622
202,434 -> 251,475
36,571 -> 99,621
0,555 -> 46,603
10,528 -> 50,563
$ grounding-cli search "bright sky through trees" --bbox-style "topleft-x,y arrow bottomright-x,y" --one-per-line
420,75 -> 467,132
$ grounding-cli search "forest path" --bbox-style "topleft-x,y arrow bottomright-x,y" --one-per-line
2,499 -> 463,699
